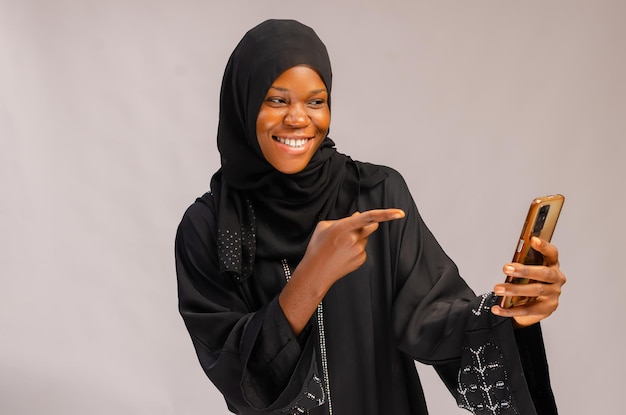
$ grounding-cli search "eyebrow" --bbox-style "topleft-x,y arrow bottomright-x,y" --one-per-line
269,86 -> 327,94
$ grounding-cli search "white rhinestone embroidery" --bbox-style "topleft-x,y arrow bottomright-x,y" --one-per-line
457,342 -> 517,415
218,199 -> 256,280
281,259 -> 332,415
471,293 -> 492,316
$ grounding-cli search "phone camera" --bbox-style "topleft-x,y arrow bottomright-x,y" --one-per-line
532,205 -> 550,235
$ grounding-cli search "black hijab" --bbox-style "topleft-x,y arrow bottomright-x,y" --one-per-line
212,19 -> 386,281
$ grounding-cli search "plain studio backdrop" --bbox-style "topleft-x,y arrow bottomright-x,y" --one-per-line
1,1 -> 624,413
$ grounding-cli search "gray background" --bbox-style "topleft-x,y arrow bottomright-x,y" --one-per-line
1,0 -> 624,413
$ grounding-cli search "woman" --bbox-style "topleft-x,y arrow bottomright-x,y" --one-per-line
175,19 -> 565,415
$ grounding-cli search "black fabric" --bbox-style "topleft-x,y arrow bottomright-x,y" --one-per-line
176,166 -> 558,414
213,19 -> 386,281
515,323 -> 559,414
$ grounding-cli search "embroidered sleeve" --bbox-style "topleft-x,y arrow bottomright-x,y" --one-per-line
457,342 -> 517,414
455,294 -> 518,414
451,293 -> 558,415
279,373 -> 325,414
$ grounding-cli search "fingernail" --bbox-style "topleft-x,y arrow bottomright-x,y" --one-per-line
494,286 -> 505,295
505,265 -> 515,274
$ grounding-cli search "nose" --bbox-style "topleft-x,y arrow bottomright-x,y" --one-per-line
284,103 -> 309,127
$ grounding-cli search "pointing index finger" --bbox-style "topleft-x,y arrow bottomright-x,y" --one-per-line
345,209 -> 405,229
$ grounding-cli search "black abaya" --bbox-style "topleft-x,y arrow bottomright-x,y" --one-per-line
176,165 -> 557,415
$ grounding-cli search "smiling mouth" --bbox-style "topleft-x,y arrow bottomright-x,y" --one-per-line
273,136 -> 310,148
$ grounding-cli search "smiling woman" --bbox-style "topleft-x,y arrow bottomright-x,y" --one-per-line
256,65 -> 330,174
175,19 -> 564,415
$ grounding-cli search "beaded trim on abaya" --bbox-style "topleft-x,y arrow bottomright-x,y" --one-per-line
281,259 -> 332,415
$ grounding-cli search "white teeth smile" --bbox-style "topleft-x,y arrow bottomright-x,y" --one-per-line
274,136 -> 309,148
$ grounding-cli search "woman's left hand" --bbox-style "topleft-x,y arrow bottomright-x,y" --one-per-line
491,237 -> 566,328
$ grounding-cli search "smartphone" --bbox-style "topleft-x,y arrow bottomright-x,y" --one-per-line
499,194 -> 565,309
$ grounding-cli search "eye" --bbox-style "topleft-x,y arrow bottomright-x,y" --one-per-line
307,98 -> 326,108
265,96 -> 288,107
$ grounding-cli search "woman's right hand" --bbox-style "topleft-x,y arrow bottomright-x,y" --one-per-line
279,208 -> 405,334
303,209 -> 406,288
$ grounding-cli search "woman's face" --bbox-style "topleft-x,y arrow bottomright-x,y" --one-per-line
256,65 -> 330,174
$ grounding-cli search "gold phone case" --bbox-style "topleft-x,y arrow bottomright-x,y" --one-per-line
499,194 -> 565,309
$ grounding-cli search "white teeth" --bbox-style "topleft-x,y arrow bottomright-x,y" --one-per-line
275,136 -> 308,148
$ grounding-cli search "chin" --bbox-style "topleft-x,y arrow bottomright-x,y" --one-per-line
275,163 -> 308,175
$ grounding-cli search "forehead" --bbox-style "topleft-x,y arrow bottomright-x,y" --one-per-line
269,66 -> 327,89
